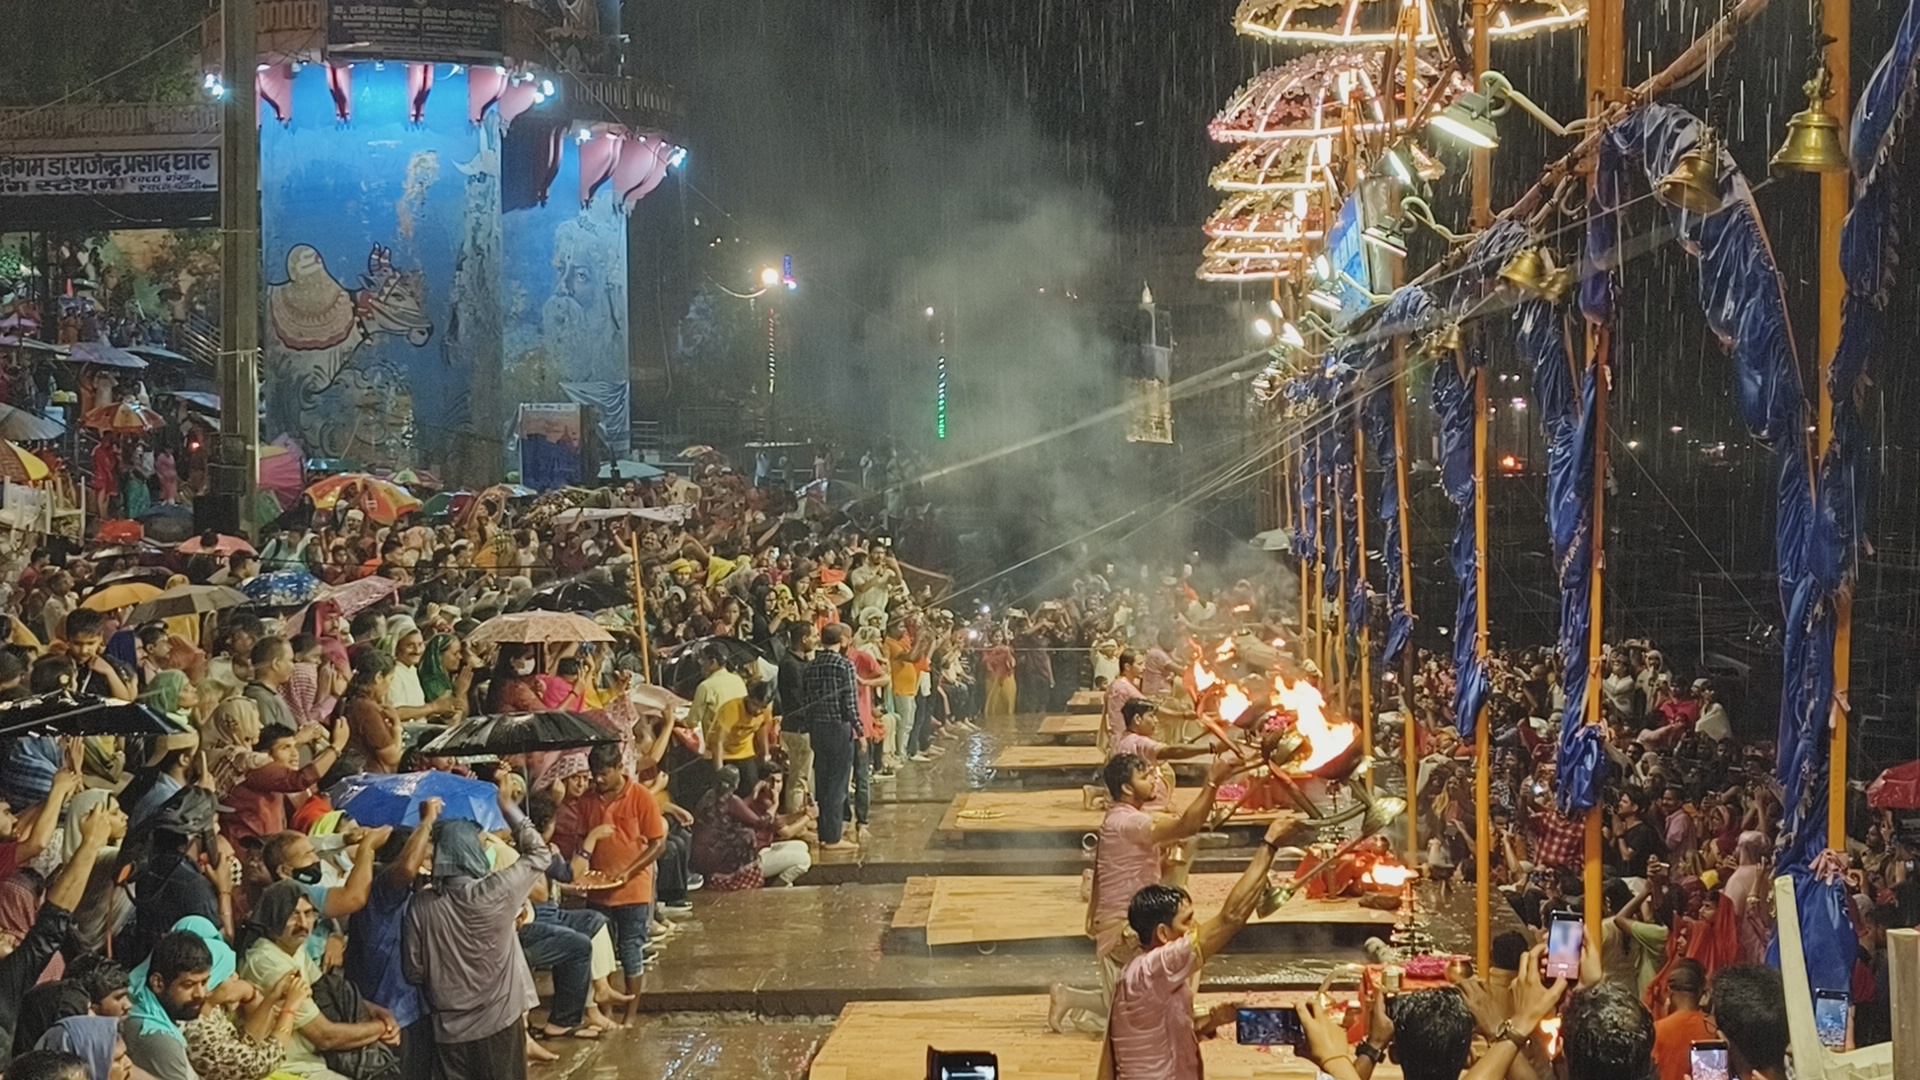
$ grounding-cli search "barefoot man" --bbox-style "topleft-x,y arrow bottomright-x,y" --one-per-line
1048,751 -> 1244,1032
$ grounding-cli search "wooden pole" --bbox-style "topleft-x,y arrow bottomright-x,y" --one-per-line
1823,0 -> 1852,855
629,534 -> 653,684
1469,0 -> 1494,978
1314,471 -> 1328,675
1394,341 -> 1418,858
1355,424 -> 1373,789
1397,18 -> 1419,849
1334,464 -> 1350,714
1581,0 -> 1624,952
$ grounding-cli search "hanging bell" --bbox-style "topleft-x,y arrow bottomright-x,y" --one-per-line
1655,130 -> 1724,216
1770,72 -> 1850,175
1427,322 -> 1463,356
1499,247 -> 1550,295
1539,265 -> 1577,305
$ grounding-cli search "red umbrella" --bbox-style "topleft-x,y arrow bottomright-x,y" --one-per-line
1867,760 -> 1920,811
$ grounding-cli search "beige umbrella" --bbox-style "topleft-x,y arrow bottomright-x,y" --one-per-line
467,610 -> 613,646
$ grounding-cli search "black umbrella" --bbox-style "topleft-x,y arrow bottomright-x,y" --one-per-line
0,692 -> 174,739
419,711 -> 617,757
514,575 -> 629,614
656,635 -> 768,699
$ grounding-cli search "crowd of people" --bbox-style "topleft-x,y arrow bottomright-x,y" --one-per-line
0,443 -> 1026,1080
0,432 -> 1910,1080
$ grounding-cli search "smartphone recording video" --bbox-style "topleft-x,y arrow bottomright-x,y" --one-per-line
1689,1040 -> 1729,1080
1545,912 -> 1584,981
1235,1007 -> 1306,1051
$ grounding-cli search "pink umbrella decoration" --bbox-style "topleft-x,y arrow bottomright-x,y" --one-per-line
258,437 -> 305,510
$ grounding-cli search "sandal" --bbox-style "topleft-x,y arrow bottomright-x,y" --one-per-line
534,1026 -> 602,1041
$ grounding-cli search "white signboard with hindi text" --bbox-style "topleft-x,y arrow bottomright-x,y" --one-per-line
0,150 -> 218,197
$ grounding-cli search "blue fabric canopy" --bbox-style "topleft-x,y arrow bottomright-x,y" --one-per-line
1354,291 -> 1434,668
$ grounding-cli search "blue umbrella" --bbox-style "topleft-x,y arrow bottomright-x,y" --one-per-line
328,771 -> 507,832
241,569 -> 320,607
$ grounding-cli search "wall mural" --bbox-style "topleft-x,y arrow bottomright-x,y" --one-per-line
258,63 -> 631,479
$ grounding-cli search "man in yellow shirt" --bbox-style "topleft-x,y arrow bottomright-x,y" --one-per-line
883,619 -> 932,772
687,644 -> 748,761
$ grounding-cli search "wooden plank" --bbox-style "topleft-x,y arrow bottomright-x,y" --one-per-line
939,788 -> 1296,837
1037,714 -> 1100,738
893,877 -> 936,931
992,745 -> 1105,772
1066,689 -> 1104,713
808,993 -> 1404,1080
920,874 -> 1399,947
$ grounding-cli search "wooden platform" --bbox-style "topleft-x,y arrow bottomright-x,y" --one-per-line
808,994 -> 1403,1079
1066,689 -> 1103,712
893,874 -> 1399,947
1037,714 -> 1101,740
991,744 -> 1106,773
937,788 -> 1297,841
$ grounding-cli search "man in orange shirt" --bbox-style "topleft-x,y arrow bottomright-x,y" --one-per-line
1650,960 -> 1714,1080
574,743 -> 668,990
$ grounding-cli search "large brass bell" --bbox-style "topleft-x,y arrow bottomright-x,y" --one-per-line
1426,322 -> 1463,357
1771,72 -> 1850,175
1655,130 -> 1724,215
1499,247 -> 1549,294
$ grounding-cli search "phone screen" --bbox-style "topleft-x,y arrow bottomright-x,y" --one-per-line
1545,914 -> 1584,980
1690,1040 -> 1729,1080
1236,1007 -> 1306,1049
1814,989 -> 1849,1049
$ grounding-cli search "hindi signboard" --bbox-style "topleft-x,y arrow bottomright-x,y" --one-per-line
328,0 -> 504,63
0,150 -> 217,198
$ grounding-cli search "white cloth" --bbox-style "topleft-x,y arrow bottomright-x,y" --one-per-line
759,840 -> 811,884
388,662 -> 426,709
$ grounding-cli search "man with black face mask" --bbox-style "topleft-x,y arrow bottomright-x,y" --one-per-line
258,826 -> 391,965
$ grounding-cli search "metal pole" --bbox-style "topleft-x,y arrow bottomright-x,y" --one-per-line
629,534 -> 653,684
1822,0 -> 1852,855
217,0 -> 260,535
1313,471 -> 1327,674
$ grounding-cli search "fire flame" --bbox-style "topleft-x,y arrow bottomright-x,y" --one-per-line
1220,683 -> 1253,724
1363,862 -> 1416,888
1274,677 -> 1357,773
1191,659 -> 1217,693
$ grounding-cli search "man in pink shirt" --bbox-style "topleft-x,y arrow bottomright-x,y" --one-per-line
1141,629 -> 1181,698
1102,813 -> 1294,1080
1047,751 -> 1242,1033
1114,699 -> 1224,812
1102,651 -> 1145,753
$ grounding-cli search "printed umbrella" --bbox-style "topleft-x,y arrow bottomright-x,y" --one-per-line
127,584 -> 249,624
0,403 -> 65,441
258,441 -> 304,510
329,770 -> 508,831
79,580 -> 163,613
318,575 -> 403,618
420,711 -> 617,757
305,474 -> 424,524
241,569 -> 321,607
0,441 -> 50,484
467,610 -> 613,646
0,692 -> 174,739
83,401 -> 166,434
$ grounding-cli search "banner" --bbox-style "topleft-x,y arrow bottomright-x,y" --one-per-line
0,150 -> 216,197
328,0 -> 503,63
517,403 -> 584,491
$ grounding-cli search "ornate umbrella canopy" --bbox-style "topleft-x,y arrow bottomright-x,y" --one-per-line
1197,237 -> 1313,282
1209,139 -> 1343,193
1202,190 -> 1329,243
1233,0 -> 1586,46
1210,45 -> 1462,144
